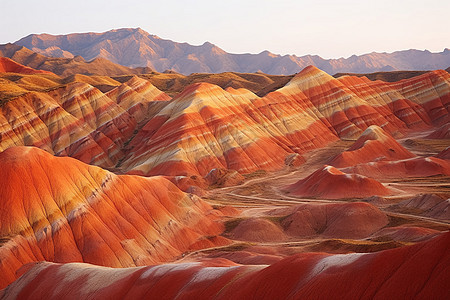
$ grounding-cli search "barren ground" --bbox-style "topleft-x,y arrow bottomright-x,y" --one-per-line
175,132 -> 450,264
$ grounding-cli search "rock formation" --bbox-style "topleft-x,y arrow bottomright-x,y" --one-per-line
0,147 -> 227,288
2,232 -> 448,299
286,165 -> 391,199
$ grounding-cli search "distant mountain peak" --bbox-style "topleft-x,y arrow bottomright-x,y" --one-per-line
12,28 -> 450,75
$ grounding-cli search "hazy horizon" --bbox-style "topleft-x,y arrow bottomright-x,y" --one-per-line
1,0 -> 449,59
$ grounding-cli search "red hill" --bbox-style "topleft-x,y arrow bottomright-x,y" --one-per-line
286,165 -> 391,199
0,57 -> 54,75
0,146 -> 227,288
330,125 -> 415,167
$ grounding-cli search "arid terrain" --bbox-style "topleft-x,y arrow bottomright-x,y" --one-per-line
0,53 -> 448,299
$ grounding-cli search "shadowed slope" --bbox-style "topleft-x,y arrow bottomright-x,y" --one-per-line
427,123 -> 450,139
436,147 -> 450,160
286,165 -> 391,199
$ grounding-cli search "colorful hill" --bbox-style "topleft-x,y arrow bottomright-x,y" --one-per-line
0,77 -> 173,169
0,57 -> 54,75
389,193 -> 450,220
0,146 -> 227,288
333,70 -> 434,82
0,66 -> 448,184
119,79 -> 337,177
118,66 -> 449,179
0,60 -> 449,298
228,202 -> 389,241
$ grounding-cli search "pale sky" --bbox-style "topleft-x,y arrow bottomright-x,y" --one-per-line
1,0 -> 448,59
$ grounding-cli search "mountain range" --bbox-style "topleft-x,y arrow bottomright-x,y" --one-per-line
13,28 -> 450,75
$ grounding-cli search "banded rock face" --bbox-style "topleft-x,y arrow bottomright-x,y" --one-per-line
337,70 -> 450,126
120,81 -> 334,177
106,76 -> 170,124
0,83 -> 135,168
2,232 -> 448,299
0,147 -> 226,288
118,67 -> 450,179
0,66 -> 448,182
0,77 -> 170,169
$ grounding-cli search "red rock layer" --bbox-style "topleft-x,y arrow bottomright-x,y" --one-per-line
0,57 -> 54,75
0,77 -> 170,168
0,83 -> 135,168
106,76 -> 171,124
286,165 -> 391,199
0,66 -> 448,180
329,125 -> 415,167
276,202 -> 388,239
342,157 -> 450,179
120,66 -> 449,180
120,81 -> 338,177
0,146 -> 226,288
337,70 -> 450,126
2,232 -> 448,299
